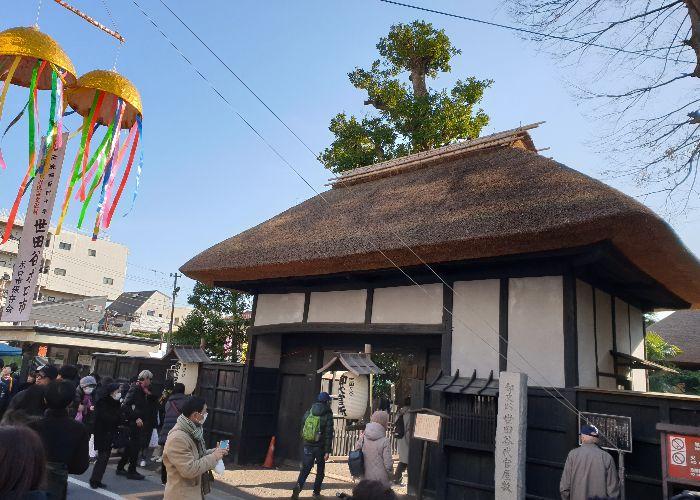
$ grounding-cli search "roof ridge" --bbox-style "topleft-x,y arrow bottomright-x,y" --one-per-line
328,122 -> 543,188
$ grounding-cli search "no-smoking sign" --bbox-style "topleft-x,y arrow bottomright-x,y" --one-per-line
668,434 -> 700,481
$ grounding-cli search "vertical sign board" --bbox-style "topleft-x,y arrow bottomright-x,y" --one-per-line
495,372 -> 528,500
658,423 -> 700,499
1,134 -> 68,323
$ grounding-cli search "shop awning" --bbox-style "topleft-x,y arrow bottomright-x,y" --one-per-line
610,351 -> 678,373
317,352 -> 384,376
0,343 -> 21,356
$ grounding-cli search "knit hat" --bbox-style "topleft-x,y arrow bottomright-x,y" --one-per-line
80,375 -> 97,388
138,370 -> 153,380
370,410 -> 390,429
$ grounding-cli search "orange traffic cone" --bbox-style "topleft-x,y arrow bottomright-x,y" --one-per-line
262,436 -> 276,468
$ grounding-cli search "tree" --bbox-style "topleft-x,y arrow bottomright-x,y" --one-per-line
170,282 -> 250,362
511,1 -> 700,210
321,21 -> 492,174
646,331 -> 700,395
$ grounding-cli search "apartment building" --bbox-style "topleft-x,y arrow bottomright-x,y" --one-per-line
0,213 -> 128,302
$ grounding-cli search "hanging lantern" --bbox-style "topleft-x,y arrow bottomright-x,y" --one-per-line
58,69 -> 143,239
0,26 -> 77,243
335,371 -> 369,420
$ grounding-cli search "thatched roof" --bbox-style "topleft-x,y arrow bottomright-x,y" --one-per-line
650,311 -> 700,366
181,127 -> 700,308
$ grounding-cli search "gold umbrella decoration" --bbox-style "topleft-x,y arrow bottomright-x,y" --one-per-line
0,26 -> 77,243
56,69 -> 143,239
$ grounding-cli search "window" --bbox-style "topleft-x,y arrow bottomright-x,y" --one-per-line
103,277 -> 114,285
54,268 -> 66,276
88,249 -> 96,257
146,310 -> 156,317
58,242 -> 71,251
159,313 -> 163,318
174,317 -> 180,325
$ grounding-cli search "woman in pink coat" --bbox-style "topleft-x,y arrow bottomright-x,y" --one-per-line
354,410 -> 393,487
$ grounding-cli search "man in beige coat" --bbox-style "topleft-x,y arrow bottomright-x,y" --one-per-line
163,396 -> 227,500
560,425 -> 620,500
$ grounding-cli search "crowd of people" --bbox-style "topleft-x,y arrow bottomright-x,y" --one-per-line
0,359 -> 227,500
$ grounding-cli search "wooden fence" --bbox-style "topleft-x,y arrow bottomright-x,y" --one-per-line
331,416 -> 399,457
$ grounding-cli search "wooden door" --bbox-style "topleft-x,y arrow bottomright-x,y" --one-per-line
276,373 -> 312,461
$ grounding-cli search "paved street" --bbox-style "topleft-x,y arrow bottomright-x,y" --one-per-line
68,457 -> 246,500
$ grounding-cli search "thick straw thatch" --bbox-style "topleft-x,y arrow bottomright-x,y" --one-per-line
181,134 -> 700,308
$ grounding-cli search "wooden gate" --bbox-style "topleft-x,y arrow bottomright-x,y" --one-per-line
196,362 -> 245,449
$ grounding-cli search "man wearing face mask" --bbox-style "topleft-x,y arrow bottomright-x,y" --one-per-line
163,396 -> 228,500
117,370 -> 155,480
89,382 -> 123,489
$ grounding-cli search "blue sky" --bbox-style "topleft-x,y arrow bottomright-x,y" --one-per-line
3,1 -> 699,305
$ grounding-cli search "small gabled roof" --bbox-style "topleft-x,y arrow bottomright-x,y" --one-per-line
164,345 -> 211,363
317,353 -> 384,376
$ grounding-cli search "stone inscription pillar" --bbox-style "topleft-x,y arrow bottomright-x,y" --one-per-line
494,371 -> 528,500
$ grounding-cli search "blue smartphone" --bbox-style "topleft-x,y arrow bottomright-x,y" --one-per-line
219,440 -> 229,449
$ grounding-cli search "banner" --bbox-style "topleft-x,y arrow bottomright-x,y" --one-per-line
2,133 -> 68,322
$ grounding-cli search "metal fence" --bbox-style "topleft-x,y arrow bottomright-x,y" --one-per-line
331,416 -> 399,457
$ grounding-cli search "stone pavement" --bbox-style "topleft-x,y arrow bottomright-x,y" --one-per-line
69,456 -> 410,499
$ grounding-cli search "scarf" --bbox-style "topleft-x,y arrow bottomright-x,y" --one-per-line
176,414 -> 212,496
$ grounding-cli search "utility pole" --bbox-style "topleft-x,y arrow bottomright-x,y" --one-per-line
165,272 -> 181,351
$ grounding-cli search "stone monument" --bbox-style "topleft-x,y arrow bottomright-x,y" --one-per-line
494,371 -> 528,500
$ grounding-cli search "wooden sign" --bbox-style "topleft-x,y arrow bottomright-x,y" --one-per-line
579,412 -> 632,453
413,413 -> 442,443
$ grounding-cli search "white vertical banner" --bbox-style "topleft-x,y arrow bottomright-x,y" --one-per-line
495,371 -> 528,500
2,133 -> 68,322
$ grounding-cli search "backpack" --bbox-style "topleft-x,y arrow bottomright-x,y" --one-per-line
302,412 -> 322,443
394,413 -> 405,439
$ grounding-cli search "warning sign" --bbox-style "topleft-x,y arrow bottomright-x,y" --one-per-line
667,434 -> 700,481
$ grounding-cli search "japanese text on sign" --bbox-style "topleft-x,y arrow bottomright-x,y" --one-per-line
579,412 -> 632,453
2,135 -> 68,322
413,413 -> 441,443
668,434 -> 700,482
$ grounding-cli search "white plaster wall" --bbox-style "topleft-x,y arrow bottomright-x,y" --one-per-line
507,276 -> 565,387
451,279 -> 500,378
576,280 -> 598,388
307,289 -> 367,323
371,284 -> 443,324
595,290 -> 616,390
254,334 -> 281,368
615,298 -> 631,355
254,293 -> 305,326
629,306 -> 647,391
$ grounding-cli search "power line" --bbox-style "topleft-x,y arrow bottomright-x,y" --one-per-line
157,0 -> 320,161
128,1 -> 623,445
378,0 -> 694,64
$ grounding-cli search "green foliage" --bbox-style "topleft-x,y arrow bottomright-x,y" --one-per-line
171,282 -> 250,362
372,352 -> 401,402
646,331 -> 700,396
321,20 -> 492,173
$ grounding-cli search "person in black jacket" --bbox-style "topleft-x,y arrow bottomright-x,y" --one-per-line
1,365 -> 58,425
89,383 -> 122,489
292,391 -> 335,499
28,380 -> 90,500
116,370 -> 155,480
157,382 -> 186,484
